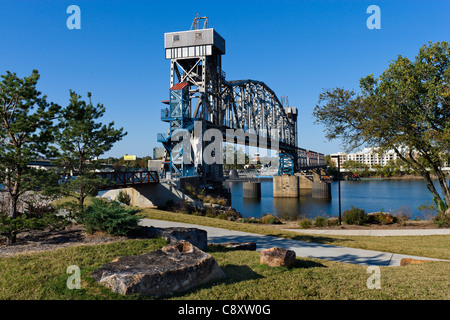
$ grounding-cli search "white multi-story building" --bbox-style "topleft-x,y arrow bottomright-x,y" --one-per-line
330,148 -> 399,168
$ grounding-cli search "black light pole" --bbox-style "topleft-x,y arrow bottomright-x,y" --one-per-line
337,155 -> 341,225
331,155 -> 342,225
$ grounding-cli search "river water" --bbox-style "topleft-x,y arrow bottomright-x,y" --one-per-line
225,179 -> 445,219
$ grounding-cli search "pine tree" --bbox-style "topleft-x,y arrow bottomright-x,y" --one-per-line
55,91 -> 126,212
0,70 -> 60,218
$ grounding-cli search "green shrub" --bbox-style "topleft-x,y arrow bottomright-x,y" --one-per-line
433,213 -> 450,228
0,213 -> 67,245
342,206 -> 367,225
327,217 -> 340,226
315,216 -> 327,227
203,195 -> 213,204
367,210 -> 396,225
175,200 -> 195,214
223,210 -> 241,221
299,218 -> 312,229
216,213 -> 227,220
82,198 -> 142,236
237,218 -> 259,224
116,190 -> 131,206
183,184 -> 197,196
217,198 -> 227,206
204,206 -> 217,218
261,214 -> 281,224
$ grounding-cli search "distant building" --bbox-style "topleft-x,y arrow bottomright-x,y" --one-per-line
330,148 -> 399,168
27,159 -> 56,171
330,148 -> 450,172
153,147 -> 165,160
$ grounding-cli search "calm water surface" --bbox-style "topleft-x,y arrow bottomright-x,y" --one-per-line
225,179 -> 444,219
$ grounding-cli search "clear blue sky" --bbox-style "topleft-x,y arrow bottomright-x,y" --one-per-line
1,0 -> 449,158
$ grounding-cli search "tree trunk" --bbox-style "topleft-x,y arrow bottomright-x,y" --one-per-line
78,194 -> 85,213
9,193 -> 19,219
6,233 -> 17,246
433,170 -> 450,210
395,149 -> 446,209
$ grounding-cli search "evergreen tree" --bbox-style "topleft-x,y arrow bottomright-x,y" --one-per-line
56,91 -> 126,212
0,70 -> 60,218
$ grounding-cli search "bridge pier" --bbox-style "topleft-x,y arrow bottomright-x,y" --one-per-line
273,175 -> 299,198
243,181 -> 261,198
312,181 -> 332,199
273,170 -> 331,199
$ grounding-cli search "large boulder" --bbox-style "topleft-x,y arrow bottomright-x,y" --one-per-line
260,247 -> 296,268
137,226 -> 208,250
92,241 -> 225,297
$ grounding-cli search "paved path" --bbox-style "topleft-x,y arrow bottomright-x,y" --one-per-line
140,219 -> 449,267
282,228 -> 450,236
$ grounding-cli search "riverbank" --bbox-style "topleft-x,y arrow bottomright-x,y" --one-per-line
348,173 -> 450,180
273,219 -> 440,230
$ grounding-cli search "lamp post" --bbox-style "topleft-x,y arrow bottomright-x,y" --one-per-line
331,155 -> 342,225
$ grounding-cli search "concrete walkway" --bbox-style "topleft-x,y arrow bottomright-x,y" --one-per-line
140,219 -> 449,267
282,228 -> 450,236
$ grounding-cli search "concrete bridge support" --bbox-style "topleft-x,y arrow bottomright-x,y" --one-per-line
101,181 -> 196,208
243,182 -> 261,198
274,170 -> 331,199
297,174 -> 313,190
312,181 -> 332,199
273,175 -> 299,198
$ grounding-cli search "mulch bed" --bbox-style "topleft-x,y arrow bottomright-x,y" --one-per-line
0,224 -> 127,258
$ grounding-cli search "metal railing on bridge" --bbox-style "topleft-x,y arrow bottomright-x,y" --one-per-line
95,171 -> 159,190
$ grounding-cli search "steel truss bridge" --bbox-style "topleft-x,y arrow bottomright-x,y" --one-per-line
158,16 -> 325,181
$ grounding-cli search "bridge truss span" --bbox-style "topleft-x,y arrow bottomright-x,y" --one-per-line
220,79 -> 297,148
158,16 -> 325,180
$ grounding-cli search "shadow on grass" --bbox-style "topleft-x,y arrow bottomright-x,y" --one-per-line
207,234 -> 353,254
272,233 -> 355,244
159,264 -> 264,300
221,264 -> 265,283
292,258 -> 327,269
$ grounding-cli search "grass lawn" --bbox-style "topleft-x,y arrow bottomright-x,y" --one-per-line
0,238 -> 448,300
13,202 -> 444,300
140,208 -> 450,261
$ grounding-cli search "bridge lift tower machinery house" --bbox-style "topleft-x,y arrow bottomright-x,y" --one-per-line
158,15 -> 321,183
